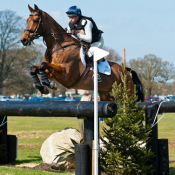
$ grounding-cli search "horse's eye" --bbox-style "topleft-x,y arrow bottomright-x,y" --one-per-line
33,20 -> 38,23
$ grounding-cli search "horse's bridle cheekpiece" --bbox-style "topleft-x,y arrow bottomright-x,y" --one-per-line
24,10 -> 43,44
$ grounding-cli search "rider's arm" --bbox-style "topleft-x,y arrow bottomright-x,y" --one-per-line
77,19 -> 93,43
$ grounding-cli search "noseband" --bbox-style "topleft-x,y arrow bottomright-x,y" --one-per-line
24,10 -> 43,43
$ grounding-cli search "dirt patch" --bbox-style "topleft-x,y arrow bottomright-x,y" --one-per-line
15,131 -> 52,139
18,143 -> 41,150
31,163 -> 75,174
15,163 -> 39,168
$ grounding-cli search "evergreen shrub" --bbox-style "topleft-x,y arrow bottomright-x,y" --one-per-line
100,68 -> 154,175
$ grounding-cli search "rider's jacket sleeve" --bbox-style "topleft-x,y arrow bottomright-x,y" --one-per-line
77,19 -> 93,43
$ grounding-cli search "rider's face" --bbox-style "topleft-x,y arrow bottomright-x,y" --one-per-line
69,16 -> 79,24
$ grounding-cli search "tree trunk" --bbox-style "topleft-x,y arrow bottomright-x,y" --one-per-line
0,80 -> 3,94
75,89 -> 78,95
148,87 -> 152,96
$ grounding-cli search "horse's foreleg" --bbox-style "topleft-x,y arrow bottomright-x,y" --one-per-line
39,63 -> 50,87
39,62 -> 56,89
30,65 -> 49,94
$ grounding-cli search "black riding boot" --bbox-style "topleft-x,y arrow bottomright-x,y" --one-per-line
89,56 -> 102,82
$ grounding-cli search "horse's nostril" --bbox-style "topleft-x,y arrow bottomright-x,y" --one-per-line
21,38 -> 28,45
22,38 -> 27,43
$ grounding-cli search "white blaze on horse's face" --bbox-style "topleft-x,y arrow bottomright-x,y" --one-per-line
20,5 -> 42,46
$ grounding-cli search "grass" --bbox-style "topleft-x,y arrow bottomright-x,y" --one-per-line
158,113 -> 175,174
0,166 -> 70,175
2,117 -> 80,175
0,113 -> 175,174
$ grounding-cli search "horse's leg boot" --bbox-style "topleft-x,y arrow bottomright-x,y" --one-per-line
31,74 -> 44,90
40,70 -> 50,87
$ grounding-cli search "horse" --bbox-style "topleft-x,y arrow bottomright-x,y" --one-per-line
20,5 -> 144,102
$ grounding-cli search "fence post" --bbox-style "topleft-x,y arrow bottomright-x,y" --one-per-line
158,139 -> 169,175
0,116 -> 8,164
145,103 -> 159,175
84,118 -> 94,175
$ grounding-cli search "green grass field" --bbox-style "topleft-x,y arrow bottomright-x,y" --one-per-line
0,113 -> 175,174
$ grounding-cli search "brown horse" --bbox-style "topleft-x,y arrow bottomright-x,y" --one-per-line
20,5 -> 144,101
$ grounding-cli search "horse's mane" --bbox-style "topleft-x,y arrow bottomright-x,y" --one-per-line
42,10 -> 79,43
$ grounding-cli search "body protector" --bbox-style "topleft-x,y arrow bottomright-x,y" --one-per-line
69,16 -> 103,43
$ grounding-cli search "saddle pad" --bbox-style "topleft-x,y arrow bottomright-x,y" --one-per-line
80,47 -> 111,75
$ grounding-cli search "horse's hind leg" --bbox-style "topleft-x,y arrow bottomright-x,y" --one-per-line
30,65 -> 49,94
99,91 -> 112,101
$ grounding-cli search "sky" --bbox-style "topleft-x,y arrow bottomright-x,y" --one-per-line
1,0 -> 175,65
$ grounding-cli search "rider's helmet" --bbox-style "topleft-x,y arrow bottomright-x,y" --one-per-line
66,6 -> 82,17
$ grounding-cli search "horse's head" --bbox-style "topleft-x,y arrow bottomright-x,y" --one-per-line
20,4 -> 43,46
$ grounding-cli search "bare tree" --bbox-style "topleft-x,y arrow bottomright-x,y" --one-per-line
0,10 -> 24,94
128,54 -> 175,96
103,46 -> 122,63
3,45 -> 44,96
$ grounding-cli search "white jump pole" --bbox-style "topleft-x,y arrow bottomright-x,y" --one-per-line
94,48 -> 109,175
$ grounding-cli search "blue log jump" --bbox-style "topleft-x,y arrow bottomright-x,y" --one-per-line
0,101 -> 117,118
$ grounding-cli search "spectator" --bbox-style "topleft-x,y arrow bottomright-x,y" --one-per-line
70,96 -> 75,101
88,94 -> 93,101
80,92 -> 89,101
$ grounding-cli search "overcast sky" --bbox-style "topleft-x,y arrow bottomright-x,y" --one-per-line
1,0 -> 175,65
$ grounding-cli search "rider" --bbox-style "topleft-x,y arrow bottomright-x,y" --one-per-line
66,5 -> 104,82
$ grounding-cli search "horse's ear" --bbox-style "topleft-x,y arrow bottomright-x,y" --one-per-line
28,5 -> 34,13
34,4 -> 39,12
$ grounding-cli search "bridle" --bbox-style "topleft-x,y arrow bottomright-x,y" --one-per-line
24,9 -> 43,43
24,9 -> 80,60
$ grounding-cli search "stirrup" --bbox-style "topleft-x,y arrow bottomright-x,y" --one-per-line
92,74 -> 102,82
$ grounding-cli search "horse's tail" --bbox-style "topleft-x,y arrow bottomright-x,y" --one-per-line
126,67 -> 144,102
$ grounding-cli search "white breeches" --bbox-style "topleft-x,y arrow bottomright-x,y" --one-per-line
87,36 -> 104,57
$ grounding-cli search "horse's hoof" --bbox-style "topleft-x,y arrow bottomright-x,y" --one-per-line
40,86 -> 49,94
50,81 -> 57,90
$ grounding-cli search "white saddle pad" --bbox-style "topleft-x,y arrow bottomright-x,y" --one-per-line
80,47 -> 111,75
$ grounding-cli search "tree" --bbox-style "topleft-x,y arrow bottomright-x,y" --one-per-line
3,45 -> 44,96
128,54 -> 175,96
103,46 -> 122,63
100,69 -> 154,174
0,10 -> 24,94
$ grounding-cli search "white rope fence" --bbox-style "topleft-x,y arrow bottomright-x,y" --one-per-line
151,101 -> 166,128
0,116 -> 13,128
